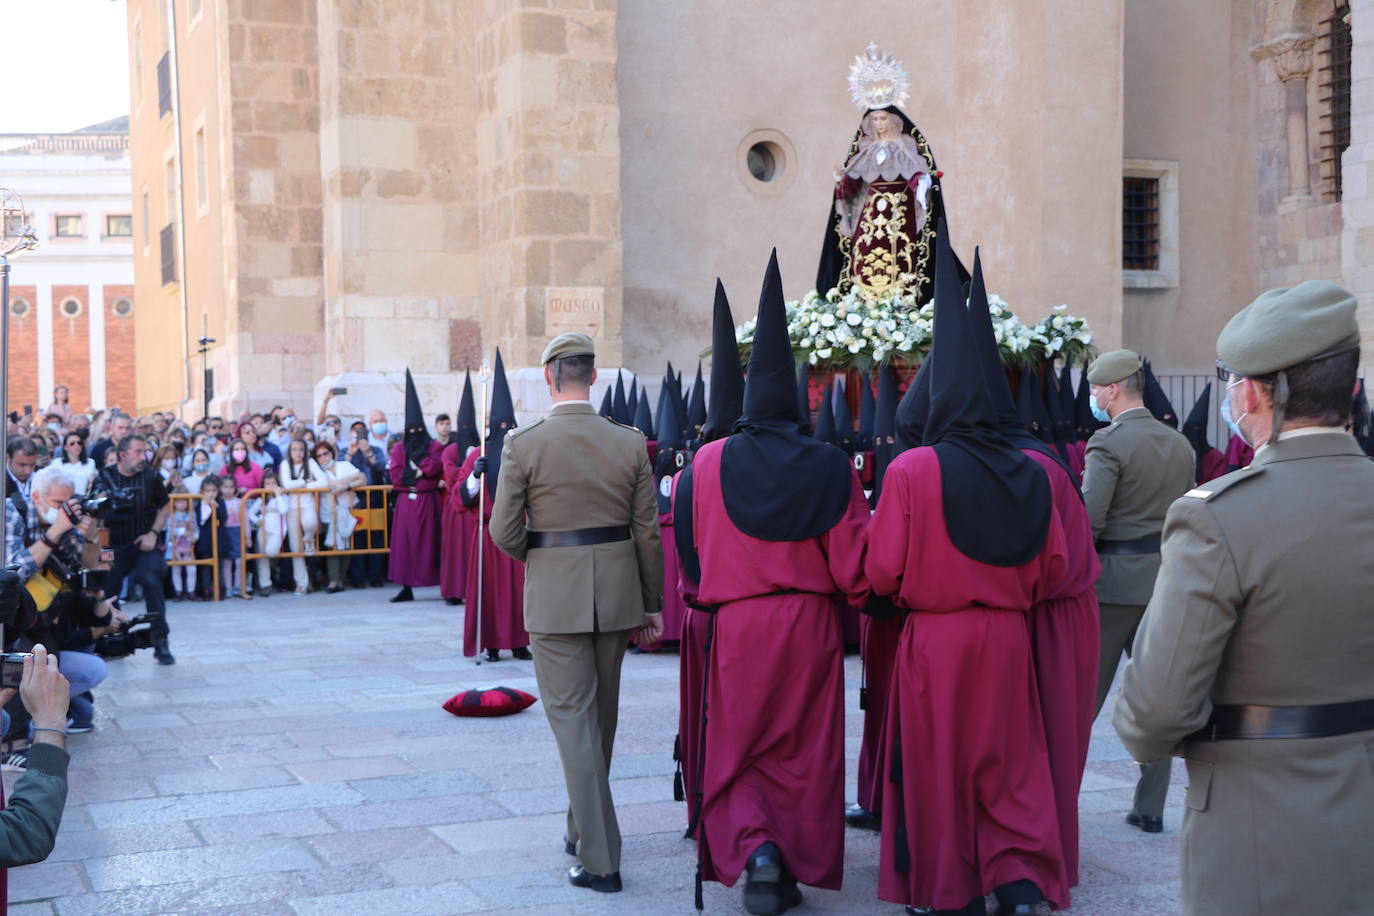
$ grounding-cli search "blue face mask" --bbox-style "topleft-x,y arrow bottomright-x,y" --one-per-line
1220,379 -> 1250,446
371,422 -> 387,436
1089,389 -> 1111,424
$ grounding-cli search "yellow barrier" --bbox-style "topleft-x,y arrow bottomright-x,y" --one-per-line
237,484 -> 392,593
166,493 -> 221,601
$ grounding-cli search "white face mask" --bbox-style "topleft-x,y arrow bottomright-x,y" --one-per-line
1221,378 -> 1251,447
37,496 -> 60,527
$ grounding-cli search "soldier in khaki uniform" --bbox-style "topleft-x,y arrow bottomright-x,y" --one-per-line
1115,282 -> 1374,915
1082,348 -> 1195,832
489,333 -> 664,894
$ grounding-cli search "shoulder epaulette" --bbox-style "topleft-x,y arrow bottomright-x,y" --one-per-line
604,416 -> 644,436
1180,464 -> 1265,502
505,417 -> 545,439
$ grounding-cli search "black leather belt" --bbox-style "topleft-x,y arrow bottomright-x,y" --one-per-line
1187,698 -> 1374,742
527,525 -> 631,549
1096,534 -> 1161,555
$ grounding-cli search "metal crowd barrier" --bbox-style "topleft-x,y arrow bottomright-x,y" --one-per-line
167,492 -> 221,601
236,484 -> 392,591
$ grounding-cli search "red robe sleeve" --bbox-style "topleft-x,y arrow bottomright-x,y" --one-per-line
864,458 -> 911,600
388,442 -> 405,488
819,471 -> 873,607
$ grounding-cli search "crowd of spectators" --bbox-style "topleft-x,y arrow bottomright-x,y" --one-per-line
0,386 -> 420,773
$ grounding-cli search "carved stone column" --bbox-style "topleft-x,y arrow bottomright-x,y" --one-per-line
1256,34 -> 1317,209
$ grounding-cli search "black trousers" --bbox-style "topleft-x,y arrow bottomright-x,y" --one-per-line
102,544 -> 169,638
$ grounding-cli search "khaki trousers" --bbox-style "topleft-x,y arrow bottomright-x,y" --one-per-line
529,628 -> 632,875
1095,602 -> 1170,819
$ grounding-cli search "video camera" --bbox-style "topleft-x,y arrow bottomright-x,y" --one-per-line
93,614 -> 156,659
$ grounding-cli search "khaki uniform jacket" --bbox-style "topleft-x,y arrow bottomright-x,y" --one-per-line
0,742 -> 68,868
490,402 -> 663,635
1113,431 -> 1374,915
1082,407 -> 1195,605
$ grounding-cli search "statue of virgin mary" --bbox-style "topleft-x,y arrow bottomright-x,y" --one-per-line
815,45 -> 954,304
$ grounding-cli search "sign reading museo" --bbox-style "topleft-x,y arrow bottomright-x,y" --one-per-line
545,287 -> 604,337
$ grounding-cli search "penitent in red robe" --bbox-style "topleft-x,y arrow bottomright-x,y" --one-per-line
439,443 -> 479,601
866,446 -> 1070,912
388,440 -> 444,587
458,447 -> 529,656
1023,449 -> 1101,894
687,439 -> 870,891
855,612 -> 902,815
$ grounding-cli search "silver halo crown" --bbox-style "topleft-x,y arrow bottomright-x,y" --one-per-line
848,42 -> 910,112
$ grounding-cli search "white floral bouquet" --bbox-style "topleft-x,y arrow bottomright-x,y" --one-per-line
732,282 -> 1094,371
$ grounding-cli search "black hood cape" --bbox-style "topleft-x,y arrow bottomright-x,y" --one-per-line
870,362 -> 902,506
686,363 -> 706,442
454,370 -> 481,454
813,382 -> 837,444
654,384 -> 687,515
612,372 -> 631,426
923,224 -> 1052,568
858,374 -> 876,452
701,279 -> 744,442
1181,383 -> 1213,482
400,368 -> 431,488
965,248 -> 1079,496
598,387 -> 613,418
796,364 -> 814,436
485,349 -> 517,494
1142,360 -> 1178,428
633,385 -> 655,439
1074,365 -> 1102,439
833,380 -> 857,455
719,249 -> 853,542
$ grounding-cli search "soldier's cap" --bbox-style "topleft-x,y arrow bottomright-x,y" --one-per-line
1086,349 -> 1143,386
540,333 -> 596,365
1217,281 -> 1359,377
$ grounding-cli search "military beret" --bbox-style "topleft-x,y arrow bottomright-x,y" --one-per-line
1086,349 -> 1143,386
1217,281 -> 1359,377
540,333 -> 596,365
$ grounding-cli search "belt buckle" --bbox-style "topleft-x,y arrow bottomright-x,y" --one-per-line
407,492 -> 416,501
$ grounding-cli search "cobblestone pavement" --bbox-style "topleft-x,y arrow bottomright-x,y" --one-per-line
7,588 -> 1183,914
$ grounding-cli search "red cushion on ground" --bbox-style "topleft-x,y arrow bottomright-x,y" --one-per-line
443,686 -> 537,718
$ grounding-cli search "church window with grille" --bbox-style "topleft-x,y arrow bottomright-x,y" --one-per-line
1123,176 -> 1160,271
1317,2 -> 1352,200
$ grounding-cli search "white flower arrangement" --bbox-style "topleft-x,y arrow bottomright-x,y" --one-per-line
733,284 -> 1095,370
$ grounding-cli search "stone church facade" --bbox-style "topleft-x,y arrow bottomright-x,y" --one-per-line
124,0 -> 1372,421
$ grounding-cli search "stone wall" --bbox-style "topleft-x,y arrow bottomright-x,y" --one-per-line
1342,0 -> 1374,349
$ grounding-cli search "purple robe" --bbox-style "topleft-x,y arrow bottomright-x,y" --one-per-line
458,447 -> 529,656
388,440 -> 443,587
440,443 -> 478,600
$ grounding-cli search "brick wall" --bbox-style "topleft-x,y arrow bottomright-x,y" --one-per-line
104,285 -> 137,413
5,284 -> 38,415
50,285 -> 91,412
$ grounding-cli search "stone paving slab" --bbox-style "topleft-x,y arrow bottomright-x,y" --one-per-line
7,587 -> 1183,913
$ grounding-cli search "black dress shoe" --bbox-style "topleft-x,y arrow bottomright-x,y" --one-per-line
485,648 -> 500,662
1125,811 -> 1164,833
845,802 -> 881,831
563,837 -> 576,856
445,597 -> 462,606
568,865 -> 621,893
153,640 -> 176,666
389,586 -> 413,603
512,647 -> 532,660
744,841 -> 798,915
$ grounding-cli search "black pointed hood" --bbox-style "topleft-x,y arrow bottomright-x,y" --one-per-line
721,249 -> 853,541
633,385 -> 654,438
1142,360 -> 1178,428
833,381 -> 856,454
686,363 -> 706,439
1057,363 -> 1077,439
966,248 -> 1077,486
871,363 -> 902,504
813,382 -> 837,444
399,368 -> 431,487
1074,364 -> 1100,439
858,374 -> 876,450
597,386 -> 612,418
796,364 -> 813,436
455,370 -> 480,454
922,222 -> 1052,567
653,386 -> 687,514
612,372 -> 631,425
486,350 -> 517,492
628,378 -> 640,421
1182,383 -> 1213,481
1016,368 -> 1052,440
702,279 -> 745,442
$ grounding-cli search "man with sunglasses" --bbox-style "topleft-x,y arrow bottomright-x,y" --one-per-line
1081,348 -> 1195,834
1114,281 -> 1372,915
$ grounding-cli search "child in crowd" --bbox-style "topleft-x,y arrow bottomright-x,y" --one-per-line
256,469 -> 285,596
220,477 -> 245,598
167,484 -> 196,600
194,475 -> 227,600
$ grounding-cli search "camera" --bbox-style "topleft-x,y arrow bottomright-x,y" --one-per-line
93,615 -> 156,659
0,652 -> 30,688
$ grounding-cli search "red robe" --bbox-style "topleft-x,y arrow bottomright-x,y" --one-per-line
388,440 -> 444,587
458,447 -> 529,656
855,613 -> 902,814
866,446 -> 1070,911
636,495 -> 688,652
687,439 -> 870,891
1199,446 -> 1229,483
1024,448 -> 1101,893
439,443 -> 479,601
1066,439 -> 1087,483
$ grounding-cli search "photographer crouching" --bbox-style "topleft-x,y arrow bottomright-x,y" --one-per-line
2,464 -> 117,751
88,435 -> 174,665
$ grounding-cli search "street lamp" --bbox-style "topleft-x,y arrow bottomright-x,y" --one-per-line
197,321 -> 216,422
1,187 -> 40,510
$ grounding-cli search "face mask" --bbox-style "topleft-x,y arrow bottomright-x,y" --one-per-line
194,463 -> 209,473
232,450 -> 247,461
1090,389 -> 1111,424
1221,378 -> 1250,446
47,423 -> 60,432
162,458 -> 176,470
371,422 -> 387,436
39,502 -> 60,526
